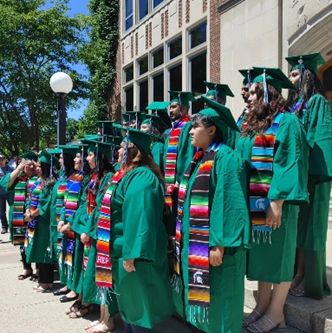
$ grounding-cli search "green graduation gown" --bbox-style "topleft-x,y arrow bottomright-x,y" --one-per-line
111,167 -> 174,329
151,141 -> 165,173
236,112 -> 309,284
172,144 -> 250,333
293,94 -> 332,298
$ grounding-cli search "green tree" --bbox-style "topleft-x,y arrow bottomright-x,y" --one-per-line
0,0 -> 88,154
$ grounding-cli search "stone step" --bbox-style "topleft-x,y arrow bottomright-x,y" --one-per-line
245,279 -> 332,333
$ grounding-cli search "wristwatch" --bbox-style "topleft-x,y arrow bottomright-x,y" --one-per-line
29,211 -> 33,220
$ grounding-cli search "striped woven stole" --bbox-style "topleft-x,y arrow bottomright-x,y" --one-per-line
249,112 -> 284,244
24,179 -> 42,248
165,115 -> 191,207
12,177 -> 28,245
175,142 -> 221,307
83,172 -> 98,271
56,181 -> 68,251
95,169 -> 124,288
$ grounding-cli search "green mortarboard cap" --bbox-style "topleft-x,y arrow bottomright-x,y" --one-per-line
140,113 -> 168,132
204,81 -> 234,103
238,69 -> 260,85
89,140 -> 115,159
96,120 -> 115,135
252,67 -> 297,92
57,145 -> 80,156
127,128 -> 152,155
146,101 -> 170,112
285,53 -> 326,73
20,151 -> 38,162
103,135 -> 123,146
48,148 -> 62,155
198,108 -> 230,136
200,96 -> 240,133
38,149 -> 52,165
169,91 -> 196,109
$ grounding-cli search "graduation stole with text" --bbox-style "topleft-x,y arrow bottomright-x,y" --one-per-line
56,179 -> 68,251
175,142 -> 222,307
249,112 -> 284,244
165,115 -> 191,207
24,179 -> 42,248
95,169 -> 124,288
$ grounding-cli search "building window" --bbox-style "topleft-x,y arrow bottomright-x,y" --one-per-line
153,0 -> 163,8
190,52 -> 206,114
125,0 -> 134,31
169,63 -> 182,92
138,56 -> 149,76
139,80 -> 149,111
169,37 -> 182,60
125,86 -> 134,111
323,65 -> 332,92
124,63 -> 134,83
153,72 -> 164,101
189,21 -> 207,50
139,0 -> 149,21
152,48 -> 164,69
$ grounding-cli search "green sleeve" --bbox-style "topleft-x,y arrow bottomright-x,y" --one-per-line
60,206 -> 65,222
305,95 -> 332,182
151,142 -> 165,173
0,173 -> 13,192
122,168 -> 164,261
209,146 -> 250,248
163,132 -> 170,173
176,122 -> 195,184
38,186 -> 52,222
268,112 -> 309,204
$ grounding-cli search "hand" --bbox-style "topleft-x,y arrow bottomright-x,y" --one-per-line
24,161 -> 36,178
123,259 -> 136,272
24,211 -> 32,222
57,221 -> 65,232
80,233 -> 90,244
209,246 -> 224,267
60,224 -> 71,235
16,159 -> 26,173
265,200 -> 284,230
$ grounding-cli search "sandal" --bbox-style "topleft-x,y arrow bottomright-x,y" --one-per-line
29,274 -> 39,282
290,274 -> 304,291
33,284 -> 53,293
66,300 -> 81,315
243,309 -> 263,327
85,320 -> 100,331
18,270 -> 33,280
289,288 -> 305,297
247,315 -> 286,333
87,323 -> 113,333
69,303 -> 94,318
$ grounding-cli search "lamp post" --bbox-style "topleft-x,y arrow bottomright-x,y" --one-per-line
50,72 -> 73,145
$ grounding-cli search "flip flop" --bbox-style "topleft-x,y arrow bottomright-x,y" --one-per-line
87,323 -> 113,333
85,320 -> 100,331
18,272 -> 33,280
66,300 -> 81,315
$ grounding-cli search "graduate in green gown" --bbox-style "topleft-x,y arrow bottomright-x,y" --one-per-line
237,68 -> 309,333
109,127 -> 174,332
285,53 -> 332,299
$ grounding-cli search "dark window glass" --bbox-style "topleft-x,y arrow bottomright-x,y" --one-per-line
169,64 -> 182,92
125,86 -> 134,111
323,66 -> 332,92
125,0 -> 134,30
138,56 -> 148,76
153,0 -> 163,8
169,37 -> 182,60
139,80 -> 149,111
139,0 -> 149,20
190,22 -> 207,49
190,52 -> 206,114
153,73 -> 164,101
124,64 -> 134,83
153,48 -> 164,68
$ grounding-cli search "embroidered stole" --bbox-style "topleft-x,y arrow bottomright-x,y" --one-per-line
165,115 -> 191,207
95,170 -> 124,288
175,142 -> 221,307
249,112 -> 284,244
24,179 -> 42,248
289,96 -> 307,123
56,180 -> 68,251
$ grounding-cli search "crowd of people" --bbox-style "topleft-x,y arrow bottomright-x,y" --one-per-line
0,52 -> 331,333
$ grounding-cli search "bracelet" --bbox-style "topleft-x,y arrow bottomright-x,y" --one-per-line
29,211 -> 33,219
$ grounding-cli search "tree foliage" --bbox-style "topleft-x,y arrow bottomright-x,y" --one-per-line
0,0 -> 88,155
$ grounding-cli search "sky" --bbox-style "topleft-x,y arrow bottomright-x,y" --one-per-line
46,0 -> 90,120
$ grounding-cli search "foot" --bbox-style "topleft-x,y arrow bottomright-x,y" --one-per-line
289,278 -> 305,297
68,303 -> 94,318
53,286 -> 69,296
247,314 -> 286,333
85,320 -> 100,331
243,309 -> 263,327
290,274 -> 304,290
66,291 -> 77,298
66,300 -> 81,315
1,227 -> 7,234
18,269 -> 33,280
29,274 -> 39,282
87,322 -> 114,333
33,283 -> 53,292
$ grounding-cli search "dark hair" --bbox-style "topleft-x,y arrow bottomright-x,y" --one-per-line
40,162 -> 56,189
285,69 -> 326,118
82,157 -> 91,176
62,153 -> 75,178
191,113 -> 224,143
242,82 -> 285,136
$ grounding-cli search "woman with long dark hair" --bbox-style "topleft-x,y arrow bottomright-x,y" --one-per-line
285,53 -> 332,299
237,69 -> 309,332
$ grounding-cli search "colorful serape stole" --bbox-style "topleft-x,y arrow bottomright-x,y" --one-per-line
24,179 -> 42,249
249,112 -> 284,244
83,172 -> 98,271
56,182 -> 68,252
289,96 -> 307,123
165,115 -> 191,208
12,177 -> 28,246
175,142 -> 221,307
95,169 -> 124,288
237,105 -> 250,130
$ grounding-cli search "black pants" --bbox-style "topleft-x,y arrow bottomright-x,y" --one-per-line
0,195 -> 8,229
123,322 -> 151,333
38,263 -> 54,284
20,246 -> 32,270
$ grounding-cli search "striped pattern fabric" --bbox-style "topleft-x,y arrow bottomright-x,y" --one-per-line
165,115 -> 191,207
175,142 -> 221,307
95,170 -> 124,288
56,182 -> 68,251
249,112 -> 284,244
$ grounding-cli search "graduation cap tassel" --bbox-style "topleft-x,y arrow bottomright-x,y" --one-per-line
135,112 -> 138,130
149,118 -> 153,134
123,131 -> 129,165
214,84 -> 218,102
50,157 -> 53,178
247,70 -> 251,89
111,147 -> 115,164
102,123 -> 105,142
95,143 -> 99,172
178,93 -> 182,116
61,149 -> 66,175
263,70 -> 268,104
81,147 -> 84,173
299,58 -> 304,91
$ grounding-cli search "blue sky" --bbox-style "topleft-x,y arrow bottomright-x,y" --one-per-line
46,0 -> 90,120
